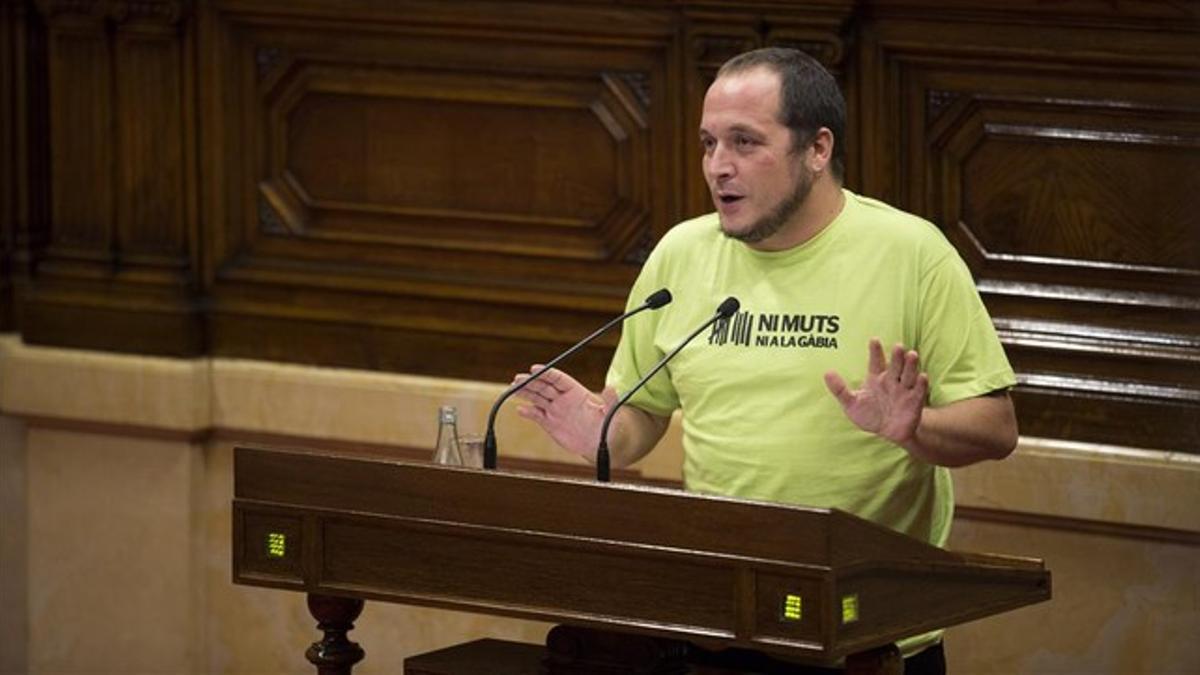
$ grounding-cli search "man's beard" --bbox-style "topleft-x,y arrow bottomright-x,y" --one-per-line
721,166 -> 814,245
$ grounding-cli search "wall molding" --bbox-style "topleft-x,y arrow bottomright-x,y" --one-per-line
3,336 -> 1195,543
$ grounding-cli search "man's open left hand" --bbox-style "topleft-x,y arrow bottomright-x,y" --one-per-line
824,338 -> 929,448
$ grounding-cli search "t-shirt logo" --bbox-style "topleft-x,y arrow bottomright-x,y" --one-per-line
709,311 -> 841,349
708,311 -> 752,346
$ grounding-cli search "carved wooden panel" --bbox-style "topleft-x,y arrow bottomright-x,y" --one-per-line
201,0 -> 681,384
9,0 -> 1199,453
22,0 -> 201,354
1,0 -> 49,333
861,9 -> 1200,450
260,68 -> 647,260
0,1 -> 15,330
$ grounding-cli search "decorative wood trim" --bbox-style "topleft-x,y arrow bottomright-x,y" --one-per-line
254,44 -> 283,79
13,411 -> 1196,544
109,0 -> 191,25
767,36 -> 845,69
36,0 -> 191,25
622,229 -> 655,266
925,89 -> 959,126
858,0 -> 1198,29
1015,372 -> 1199,404
33,0 -> 100,20
611,71 -> 651,110
9,412 -> 657,484
0,0 -> 15,330
257,192 -> 289,235
15,413 -> 211,443
690,34 -> 757,71
956,506 -> 1200,547
219,429 -> 655,483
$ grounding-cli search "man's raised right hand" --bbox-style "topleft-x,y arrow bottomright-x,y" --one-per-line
512,366 -> 617,462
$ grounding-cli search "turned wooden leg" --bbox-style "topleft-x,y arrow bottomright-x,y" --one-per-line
305,594 -> 366,675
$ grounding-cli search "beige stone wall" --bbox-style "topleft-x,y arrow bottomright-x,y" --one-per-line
1,335 -> 1197,674
946,440 -> 1200,673
21,429 -> 203,673
947,517 -> 1199,673
0,413 -> 29,674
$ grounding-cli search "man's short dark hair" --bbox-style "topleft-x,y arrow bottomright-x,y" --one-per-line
717,48 -> 846,180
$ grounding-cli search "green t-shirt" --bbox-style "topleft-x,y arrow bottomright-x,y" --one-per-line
606,191 -> 1015,652
609,190 -> 1014,540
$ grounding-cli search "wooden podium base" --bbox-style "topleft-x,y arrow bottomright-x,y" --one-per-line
404,639 -> 545,675
404,626 -> 903,675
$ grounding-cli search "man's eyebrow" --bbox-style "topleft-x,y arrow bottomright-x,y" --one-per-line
699,124 -> 764,138
727,124 -> 764,136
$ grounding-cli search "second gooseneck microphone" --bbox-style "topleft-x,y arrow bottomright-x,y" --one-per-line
595,296 -> 740,482
482,288 -> 672,470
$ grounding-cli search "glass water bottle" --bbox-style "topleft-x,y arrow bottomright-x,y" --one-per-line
432,405 -> 463,465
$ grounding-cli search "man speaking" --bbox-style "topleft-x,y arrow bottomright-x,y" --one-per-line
510,47 -> 1018,674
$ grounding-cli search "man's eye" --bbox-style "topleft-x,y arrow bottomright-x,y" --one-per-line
701,137 -> 716,152
735,135 -> 756,147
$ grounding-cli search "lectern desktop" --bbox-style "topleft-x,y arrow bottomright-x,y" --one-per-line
231,445 -> 1050,674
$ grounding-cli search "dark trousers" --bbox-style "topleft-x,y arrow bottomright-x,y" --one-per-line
903,644 -> 947,675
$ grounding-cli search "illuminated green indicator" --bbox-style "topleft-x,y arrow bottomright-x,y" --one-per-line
781,593 -> 803,621
267,532 -> 286,558
841,594 -> 859,624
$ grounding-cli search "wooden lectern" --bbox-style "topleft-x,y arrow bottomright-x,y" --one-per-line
231,446 -> 1050,674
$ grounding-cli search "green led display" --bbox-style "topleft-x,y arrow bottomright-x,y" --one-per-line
841,594 -> 859,624
267,532 -> 286,558
781,593 -> 802,621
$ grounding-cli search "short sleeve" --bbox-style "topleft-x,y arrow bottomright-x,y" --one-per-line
917,253 -> 1017,407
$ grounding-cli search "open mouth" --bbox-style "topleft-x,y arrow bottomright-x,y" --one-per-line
718,194 -> 744,205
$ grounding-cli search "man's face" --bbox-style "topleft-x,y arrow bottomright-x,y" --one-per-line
699,67 -> 812,246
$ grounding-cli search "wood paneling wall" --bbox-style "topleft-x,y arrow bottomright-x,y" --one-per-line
2,0 -> 48,332
855,3 -> 1200,452
4,0 -> 1198,452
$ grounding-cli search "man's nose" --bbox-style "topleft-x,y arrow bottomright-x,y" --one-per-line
705,143 -> 735,180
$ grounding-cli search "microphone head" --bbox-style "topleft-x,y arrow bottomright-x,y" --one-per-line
716,296 -> 740,318
645,288 -> 672,309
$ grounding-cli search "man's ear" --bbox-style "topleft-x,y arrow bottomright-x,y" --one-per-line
809,127 -> 835,173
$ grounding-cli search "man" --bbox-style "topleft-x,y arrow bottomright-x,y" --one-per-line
512,48 -> 1018,673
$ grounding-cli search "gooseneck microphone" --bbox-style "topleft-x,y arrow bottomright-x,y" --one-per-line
482,288 -> 672,470
595,296 -> 740,482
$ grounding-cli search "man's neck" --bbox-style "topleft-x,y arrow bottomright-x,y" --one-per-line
748,180 -> 846,253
